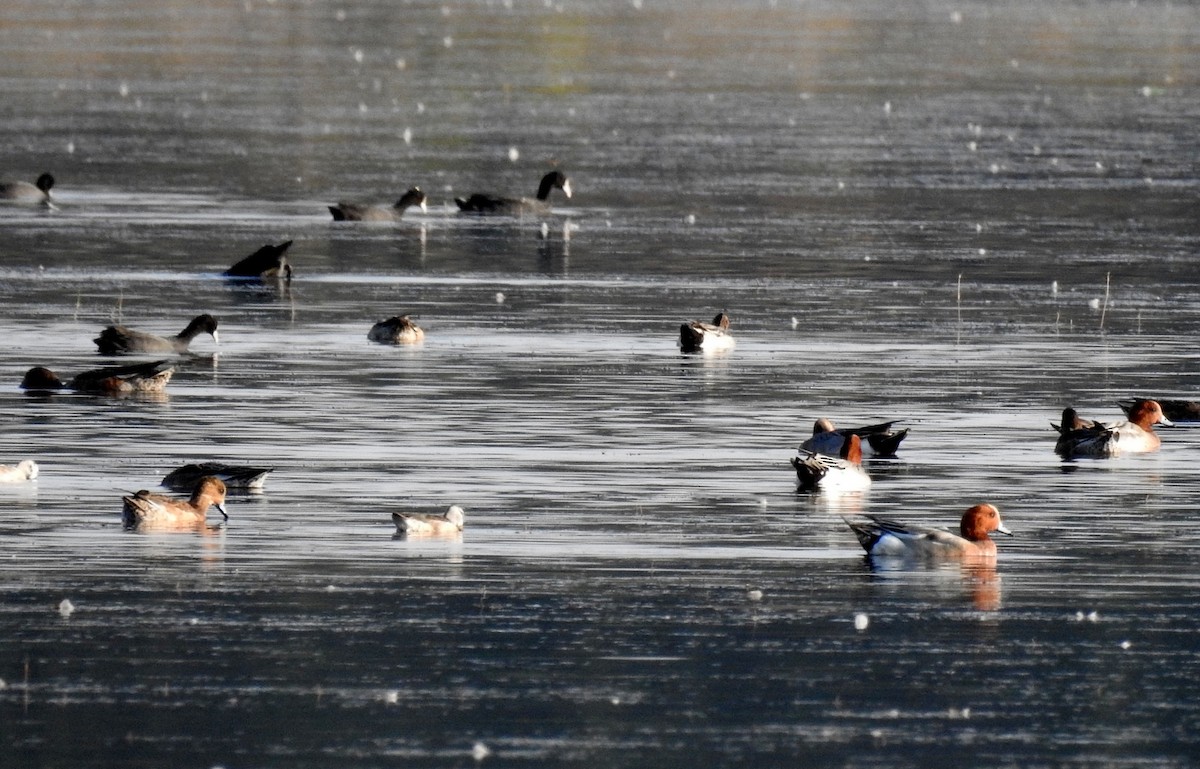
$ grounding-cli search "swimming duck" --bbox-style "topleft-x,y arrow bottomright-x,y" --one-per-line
368,315 -> 425,345
680,312 -> 734,353
329,188 -> 427,221
1054,400 -> 1172,458
21,360 -> 175,395
1118,398 -> 1200,423
801,418 -> 909,457
844,504 -> 1012,558
791,433 -> 871,493
162,462 -> 273,492
454,171 -> 572,216
94,314 -> 219,355
1050,407 -> 1098,434
0,172 -> 54,203
224,240 -> 294,281
0,460 -> 38,482
122,476 -> 228,529
393,505 -> 465,535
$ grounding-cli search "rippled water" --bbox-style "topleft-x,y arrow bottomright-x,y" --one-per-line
3,1 -> 1200,767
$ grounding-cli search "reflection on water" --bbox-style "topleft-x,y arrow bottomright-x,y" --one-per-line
4,0 -> 1200,767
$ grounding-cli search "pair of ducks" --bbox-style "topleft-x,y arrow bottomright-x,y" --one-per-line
329,171 -> 572,221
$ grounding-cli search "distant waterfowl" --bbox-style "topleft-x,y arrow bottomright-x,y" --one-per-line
0,172 -> 54,203
454,171 -> 572,216
844,504 -> 1012,559
791,433 -> 871,493
224,240 -> 294,281
368,315 -> 425,345
0,460 -> 38,483
21,360 -> 175,395
162,463 -> 273,492
680,311 -> 734,353
393,505 -> 465,535
94,314 -> 219,355
329,188 -> 427,221
801,418 -> 909,457
1119,397 -> 1200,423
1054,400 -> 1172,458
122,476 -> 228,529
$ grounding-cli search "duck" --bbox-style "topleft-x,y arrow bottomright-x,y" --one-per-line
844,504 -> 1012,558
122,476 -> 228,529
0,460 -> 39,482
1054,399 -> 1172,458
20,360 -> 175,395
393,505 -> 465,535
1050,407 -> 1098,434
162,462 -> 273,492
329,188 -> 427,221
1118,397 -> 1200,423
801,418 -> 909,457
368,315 -> 425,345
224,240 -> 294,281
791,433 -> 871,493
94,314 -> 219,355
455,171 -> 572,216
0,172 -> 54,203
680,311 -> 735,353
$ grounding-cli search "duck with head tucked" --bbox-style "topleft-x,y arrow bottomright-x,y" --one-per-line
0,460 -> 39,483
393,505 -> 465,536
368,315 -> 425,345
21,360 -> 175,396
680,311 -> 734,354
802,418 -> 909,458
791,433 -> 871,493
0,172 -> 54,204
1054,399 -> 1172,458
329,188 -> 427,221
162,462 -> 273,492
224,240 -> 294,281
122,476 -> 228,529
455,171 -> 572,216
94,314 -> 219,355
844,504 -> 1012,559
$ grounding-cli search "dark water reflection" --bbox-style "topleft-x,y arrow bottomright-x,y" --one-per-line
4,0 -> 1200,767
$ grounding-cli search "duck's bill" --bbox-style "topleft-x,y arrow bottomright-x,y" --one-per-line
996,523 -> 1014,536
216,503 -> 229,521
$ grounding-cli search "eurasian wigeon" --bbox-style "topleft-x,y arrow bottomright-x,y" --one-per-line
455,171 -> 572,216
368,315 -> 425,345
0,172 -> 54,203
844,504 -> 1012,558
1119,398 -> 1200,423
122,476 -> 228,529
329,188 -> 427,221
94,314 -> 219,355
1054,399 -> 1172,458
0,460 -> 38,482
20,360 -> 175,395
162,463 -> 273,492
791,433 -> 871,493
680,311 -> 735,354
801,418 -> 909,457
224,240 -> 294,281
393,505 -> 465,535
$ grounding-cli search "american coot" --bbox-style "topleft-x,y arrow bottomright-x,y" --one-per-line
122,476 -> 228,529
1054,400 -> 1172,458
161,462 -> 274,492
844,504 -> 1013,558
329,188 -> 427,221
454,171 -> 571,216
368,315 -> 425,345
224,240 -> 294,280
21,360 -> 175,395
393,505 -> 465,535
94,314 -> 219,354
0,172 -> 54,203
679,311 -> 734,353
